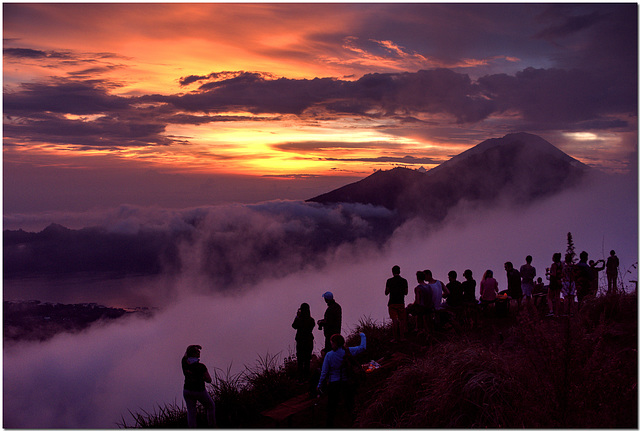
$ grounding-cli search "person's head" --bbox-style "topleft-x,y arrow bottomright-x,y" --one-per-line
580,251 -> 588,262
392,265 -> 401,276
610,250 -> 616,256
536,277 -> 542,283
185,345 -> 202,358
299,302 -> 310,316
330,333 -> 345,351
553,252 -> 562,263
416,271 -> 425,282
526,255 -> 533,264
463,269 -> 473,280
423,269 -> 432,280
448,270 -> 457,281
504,261 -> 513,271
322,291 -> 334,303
484,269 -> 493,279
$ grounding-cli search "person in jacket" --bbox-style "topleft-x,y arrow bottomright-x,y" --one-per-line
292,302 -> 315,380
317,332 -> 366,427
318,292 -> 342,352
181,345 -> 216,428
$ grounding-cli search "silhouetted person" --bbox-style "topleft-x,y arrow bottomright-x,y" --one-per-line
533,277 -> 546,307
182,345 -> 216,428
318,292 -> 342,352
410,271 -> 432,334
385,265 -> 408,342
425,270 -> 448,311
561,254 -> 576,316
292,303 -> 315,380
606,250 -> 620,294
504,261 -> 522,311
575,251 -> 592,309
317,333 -> 366,427
445,270 -> 464,308
461,269 -> 476,303
589,259 -> 605,296
520,255 -> 536,305
479,270 -> 498,307
547,253 -> 563,317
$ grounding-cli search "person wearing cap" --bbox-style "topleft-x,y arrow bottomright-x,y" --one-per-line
317,291 -> 342,352
181,345 -> 216,427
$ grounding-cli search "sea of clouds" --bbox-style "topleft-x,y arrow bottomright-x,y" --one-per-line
3,171 -> 637,428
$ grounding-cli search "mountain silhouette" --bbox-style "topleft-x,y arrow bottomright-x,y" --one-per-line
307,132 -> 591,221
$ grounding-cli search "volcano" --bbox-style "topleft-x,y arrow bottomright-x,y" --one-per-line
307,132 -> 591,222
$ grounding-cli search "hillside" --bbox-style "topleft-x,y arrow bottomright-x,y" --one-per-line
122,292 -> 637,428
308,132 -> 591,222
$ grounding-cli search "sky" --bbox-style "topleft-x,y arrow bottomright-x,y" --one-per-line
3,4 -> 639,428
3,3 -> 638,217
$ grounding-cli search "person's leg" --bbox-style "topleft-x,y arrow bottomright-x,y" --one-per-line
183,390 -> 199,428
198,391 -> 216,427
326,382 -> 340,427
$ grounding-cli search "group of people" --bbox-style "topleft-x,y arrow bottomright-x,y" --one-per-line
180,250 -> 621,428
292,291 -> 366,427
384,249 -> 622,337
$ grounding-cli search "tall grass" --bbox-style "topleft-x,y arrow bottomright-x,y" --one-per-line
358,292 -> 637,428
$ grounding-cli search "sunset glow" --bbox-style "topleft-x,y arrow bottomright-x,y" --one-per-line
3,3 -> 637,212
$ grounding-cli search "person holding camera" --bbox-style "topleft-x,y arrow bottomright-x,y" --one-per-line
317,292 -> 342,352
292,302 -> 315,380
181,345 -> 216,428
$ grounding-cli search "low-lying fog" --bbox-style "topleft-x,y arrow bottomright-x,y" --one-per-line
3,172 -> 637,428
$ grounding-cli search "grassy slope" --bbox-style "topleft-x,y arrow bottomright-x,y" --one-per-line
120,292 -> 637,428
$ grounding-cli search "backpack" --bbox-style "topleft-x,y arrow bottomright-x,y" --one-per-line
340,348 -> 365,387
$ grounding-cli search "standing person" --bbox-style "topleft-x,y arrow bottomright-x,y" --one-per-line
425,270 -> 448,311
520,256 -> 537,306
479,270 -> 499,305
385,265 -> 408,342
292,303 -> 315,380
575,251 -> 592,308
606,250 -> 620,294
445,270 -> 464,308
182,345 -> 216,428
547,253 -> 563,317
318,292 -> 342,352
561,254 -> 576,316
461,269 -> 476,303
317,332 -> 366,427
409,271 -> 432,334
504,262 -> 522,311
589,259 -> 606,296
425,270 -> 448,326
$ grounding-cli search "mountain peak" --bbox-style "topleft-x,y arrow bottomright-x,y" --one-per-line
308,132 -> 590,221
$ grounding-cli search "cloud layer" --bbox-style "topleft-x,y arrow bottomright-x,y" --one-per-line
3,170 -> 638,428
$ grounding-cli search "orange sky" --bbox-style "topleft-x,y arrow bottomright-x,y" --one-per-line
3,3 -> 637,211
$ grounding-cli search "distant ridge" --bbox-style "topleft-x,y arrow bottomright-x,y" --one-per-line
307,132 -> 591,221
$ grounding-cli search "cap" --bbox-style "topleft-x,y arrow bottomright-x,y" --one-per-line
322,291 -> 333,300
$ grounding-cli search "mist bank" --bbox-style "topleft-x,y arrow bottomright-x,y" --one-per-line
3,170 -> 637,428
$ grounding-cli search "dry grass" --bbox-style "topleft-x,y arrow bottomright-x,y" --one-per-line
358,292 -> 637,428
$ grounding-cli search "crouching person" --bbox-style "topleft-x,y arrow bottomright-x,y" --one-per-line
317,332 -> 366,427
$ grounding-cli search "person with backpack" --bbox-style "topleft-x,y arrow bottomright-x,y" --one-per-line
317,332 -> 366,427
